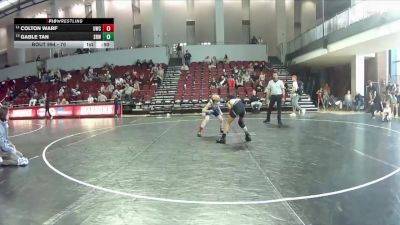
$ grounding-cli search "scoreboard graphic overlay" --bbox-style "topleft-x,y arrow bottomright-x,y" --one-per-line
14,18 -> 114,49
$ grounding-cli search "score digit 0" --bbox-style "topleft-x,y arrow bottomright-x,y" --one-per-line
102,24 -> 114,32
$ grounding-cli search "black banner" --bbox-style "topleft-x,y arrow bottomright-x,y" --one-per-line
14,18 -> 114,24
14,24 -> 106,32
14,32 -> 104,41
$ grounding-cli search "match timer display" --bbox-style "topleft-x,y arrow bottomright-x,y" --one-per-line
14,18 -> 115,49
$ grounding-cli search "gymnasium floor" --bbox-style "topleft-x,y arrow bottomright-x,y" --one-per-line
1,113 -> 400,225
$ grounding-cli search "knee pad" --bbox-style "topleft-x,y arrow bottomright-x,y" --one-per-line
238,118 -> 245,128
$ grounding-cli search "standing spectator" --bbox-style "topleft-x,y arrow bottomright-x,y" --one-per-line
323,84 -> 331,109
0,106 -> 29,167
209,78 -> 217,89
87,94 -> 94,103
258,36 -> 264,44
371,92 -> 383,119
58,86 -> 65,97
367,80 -> 376,113
290,75 -> 305,117
45,96 -> 53,120
316,88 -> 324,109
114,96 -> 120,118
223,54 -> 230,64
236,75 -> 244,87
219,75 -> 227,87
343,90 -> 353,111
250,90 -> 262,112
184,50 -> 192,66
395,84 -> 400,118
176,44 -> 182,58
354,93 -> 363,112
264,72 -> 285,127
251,36 -> 258,44
227,76 -> 236,88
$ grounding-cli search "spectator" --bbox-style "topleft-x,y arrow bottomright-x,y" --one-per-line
227,76 -> 236,88
112,89 -> 121,100
56,98 -> 62,105
98,92 -> 107,102
243,71 -> 251,83
58,86 -> 65,97
354,93 -> 363,112
71,84 -> 81,96
0,106 -> 29,167
223,54 -> 229,64
251,36 -> 258,44
211,56 -> 217,67
87,94 -> 94,103
382,101 -> 392,122
63,73 -> 72,83
204,56 -> 211,64
28,95 -> 37,107
258,36 -> 264,44
176,44 -> 182,58
210,77 -> 217,89
395,84 -> 400,118
181,64 -> 189,71
256,81 -> 264,93
259,72 -> 266,83
107,83 -> 114,93
367,80 -> 376,113
290,75 -> 305,117
133,81 -> 140,92
114,96 -> 120,118
343,90 -> 353,111
60,98 -> 69,105
250,90 -> 262,111
323,84 -> 331,109
316,88 -> 324,109
236,75 -> 244,87
45,96 -> 53,119
219,75 -> 227,87
184,50 -> 192,66
123,84 -> 134,102
387,91 -> 397,118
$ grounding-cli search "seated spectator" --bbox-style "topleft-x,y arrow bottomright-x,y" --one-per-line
0,106 -> 29,167
55,98 -> 62,105
259,72 -> 266,82
104,70 -> 112,82
227,77 -> 236,88
133,80 -> 140,92
60,98 -> 69,105
138,74 -> 145,84
38,95 -> 46,106
123,84 -> 134,102
58,86 -> 65,97
106,83 -> 114,93
256,81 -> 264,93
243,71 -> 251,83
63,73 -> 72,83
343,90 -> 353,110
223,54 -> 229,64
97,92 -> 107,102
71,84 -> 81,96
157,65 -> 164,80
87,94 -> 94,104
382,102 -> 392,122
28,95 -> 37,106
219,75 -> 227,87
100,84 -> 106,93
181,64 -> 189,71
210,78 -> 217,89
354,93 -> 363,112
250,90 -> 262,111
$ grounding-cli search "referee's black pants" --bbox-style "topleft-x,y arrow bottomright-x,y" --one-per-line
267,94 -> 282,123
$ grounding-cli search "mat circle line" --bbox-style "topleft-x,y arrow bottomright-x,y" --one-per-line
42,118 -> 400,205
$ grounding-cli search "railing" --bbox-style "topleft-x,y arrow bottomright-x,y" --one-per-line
287,0 -> 400,54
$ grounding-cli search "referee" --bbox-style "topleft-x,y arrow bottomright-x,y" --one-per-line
263,72 -> 285,127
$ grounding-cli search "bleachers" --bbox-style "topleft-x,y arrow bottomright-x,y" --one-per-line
11,63 -> 166,107
175,61 -> 272,105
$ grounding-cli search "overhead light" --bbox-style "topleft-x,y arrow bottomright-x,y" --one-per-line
0,0 -> 18,10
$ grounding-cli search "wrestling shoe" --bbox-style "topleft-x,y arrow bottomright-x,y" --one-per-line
263,119 -> 270,124
197,132 -> 202,137
216,137 -> 226,144
17,157 -> 29,167
301,109 -> 306,115
245,133 -> 251,142
278,121 -> 283,128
